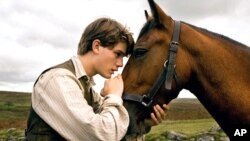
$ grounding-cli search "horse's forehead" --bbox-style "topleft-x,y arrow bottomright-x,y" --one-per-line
136,29 -> 167,49
138,20 -> 155,38
136,32 -> 151,46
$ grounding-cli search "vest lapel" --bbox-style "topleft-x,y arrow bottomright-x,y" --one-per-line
79,76 -> 93,106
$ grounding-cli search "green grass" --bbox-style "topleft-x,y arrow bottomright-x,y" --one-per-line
145,119 -> 229,141
146,119 -> 217,138
0,128 -> 25,140
0,91 -> 31,120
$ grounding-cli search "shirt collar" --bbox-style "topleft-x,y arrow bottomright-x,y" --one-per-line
71,55 -> 95,86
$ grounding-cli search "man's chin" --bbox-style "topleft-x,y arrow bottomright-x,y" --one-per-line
101,73 -> 112,79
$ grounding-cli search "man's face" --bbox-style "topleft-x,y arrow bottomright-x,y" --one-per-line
96,42 -> 127,78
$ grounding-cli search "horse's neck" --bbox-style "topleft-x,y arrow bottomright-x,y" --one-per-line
181,23 -> 250,97
179,23 -> 250,134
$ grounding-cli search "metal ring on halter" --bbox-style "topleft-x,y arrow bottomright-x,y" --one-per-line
163,60 -> 169,68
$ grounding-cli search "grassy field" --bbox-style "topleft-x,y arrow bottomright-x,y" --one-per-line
145,119 -> 222,140
0,91 -> 31,140
0,91 -> 30,130
144,99 -> 225,140
0,91 -> 226,140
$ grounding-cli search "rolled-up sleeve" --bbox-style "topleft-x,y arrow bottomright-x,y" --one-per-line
32,68 -> 129,141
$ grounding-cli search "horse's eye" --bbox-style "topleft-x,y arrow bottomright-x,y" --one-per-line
133,48 -> 149,59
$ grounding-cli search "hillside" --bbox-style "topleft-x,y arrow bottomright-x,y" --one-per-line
168,98 -> 212,120
0,91 -> 212,129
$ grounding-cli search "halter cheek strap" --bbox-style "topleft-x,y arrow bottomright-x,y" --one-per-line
122,21 -> 181,108
165,21 -> 181,89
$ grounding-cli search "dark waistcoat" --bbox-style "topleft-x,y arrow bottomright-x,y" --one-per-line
25,59 -> 92,141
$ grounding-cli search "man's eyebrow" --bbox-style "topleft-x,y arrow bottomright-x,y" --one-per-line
115,50 -> 126,56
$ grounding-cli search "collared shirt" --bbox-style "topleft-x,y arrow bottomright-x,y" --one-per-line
32,56 -> 129,141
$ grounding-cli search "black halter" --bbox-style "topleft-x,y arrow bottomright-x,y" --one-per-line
122,21 -> 181,108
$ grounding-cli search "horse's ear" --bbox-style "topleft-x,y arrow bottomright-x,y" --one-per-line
148,0 -> 168,24
144,10 -> 149,21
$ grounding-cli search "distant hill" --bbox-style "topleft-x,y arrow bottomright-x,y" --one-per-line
0,90 -> 212,129
0,91 -> 212,120
167,98 -> 212,120
0,91 -> 31,95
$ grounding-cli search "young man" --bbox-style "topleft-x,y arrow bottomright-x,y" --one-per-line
26,17 -> 168,141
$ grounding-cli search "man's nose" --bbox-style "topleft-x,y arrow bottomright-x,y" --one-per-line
116,58 -> 123,67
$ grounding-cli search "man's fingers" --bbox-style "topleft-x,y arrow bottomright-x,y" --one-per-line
150,113 -> 159,125
155,105 -> 166,119
144,104 -> 170,127
115,74 -> 122,79
100,88 -> 104,97
153,105 -> 161,121
163,104 -> 170,111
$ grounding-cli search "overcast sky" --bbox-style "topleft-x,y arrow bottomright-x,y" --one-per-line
0,0 -> 249,98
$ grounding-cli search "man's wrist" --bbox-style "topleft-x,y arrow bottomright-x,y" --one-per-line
103,94 -> 123,106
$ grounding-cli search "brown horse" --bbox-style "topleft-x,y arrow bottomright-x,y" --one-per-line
122,0 -> 250,140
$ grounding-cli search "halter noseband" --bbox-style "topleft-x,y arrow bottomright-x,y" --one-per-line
122,21 -> 181,108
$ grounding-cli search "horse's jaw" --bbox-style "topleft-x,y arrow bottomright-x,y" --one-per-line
123,102 -> 141,134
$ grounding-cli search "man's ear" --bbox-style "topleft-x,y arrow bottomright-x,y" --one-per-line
92,39 -> 101,54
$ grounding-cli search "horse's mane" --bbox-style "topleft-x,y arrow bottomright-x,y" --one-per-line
138,20 -> 166,39
138,19 -> 249,49
183,22 -> 249,49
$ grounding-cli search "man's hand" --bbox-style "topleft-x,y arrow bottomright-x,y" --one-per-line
145,104 -> 170,126
101,74 -> 124,97
136,104 -> 170,135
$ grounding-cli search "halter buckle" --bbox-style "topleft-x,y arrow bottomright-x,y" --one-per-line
170,41 -> 179,46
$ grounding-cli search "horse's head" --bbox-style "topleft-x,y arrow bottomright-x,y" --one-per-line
122,0 -> 191,135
